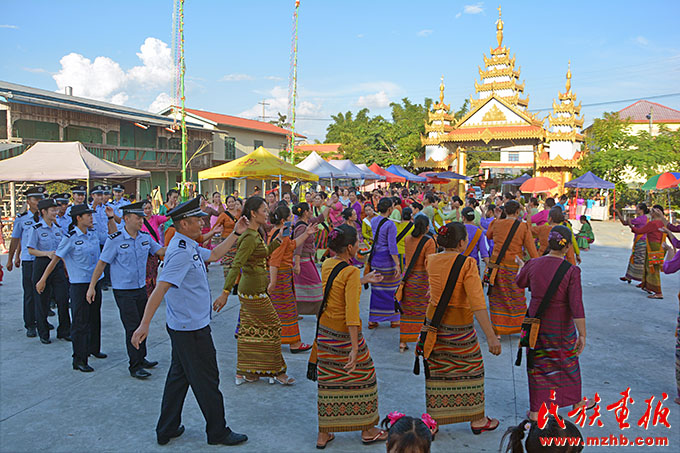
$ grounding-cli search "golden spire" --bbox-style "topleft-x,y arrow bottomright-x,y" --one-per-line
565,60 -> 572,93
439,75 -> 445,104
496,5 -> 504,48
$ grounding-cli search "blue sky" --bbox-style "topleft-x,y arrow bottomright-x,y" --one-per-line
2,0 -> 679,140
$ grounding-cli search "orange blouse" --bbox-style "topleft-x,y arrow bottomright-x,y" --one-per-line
268,229 -> 296,269
213,211 -> 240,237
404,234 -> 436,271
319,258 -> 362,332
425,252 -> 487,326
531,223 -> 576,265
487,218 -> 539,265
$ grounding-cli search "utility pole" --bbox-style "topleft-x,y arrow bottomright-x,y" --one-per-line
648,106 -> 653,135
258,100 -> 270,122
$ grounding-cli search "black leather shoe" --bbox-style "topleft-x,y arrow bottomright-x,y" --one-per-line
73,362 -> 94,372
57,335 -> 72,342
40,338 -> 51,344
91,352 -> 107,359
208,431 -> 248,446
157,425 -> 185,445
102,286 -> 110,291
142,359 -> 158,368
26,327 -> 37,338
130,368 -> 151,379
47,323 -> 54,330
48,309 -> 55,317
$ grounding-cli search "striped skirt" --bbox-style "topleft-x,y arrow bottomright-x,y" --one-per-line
425,323 -> 485,424
400,270 -> 429,343
221,242 -> 238,277
642,241 -> 663,295
315,228 -> 329,260
369,256 -> 400,323
270,266 -> 301,345
528,318 -> 582,412
237,292 -> 286,377
294,256 -> 323,315
625,238 -> 646,282
145,254 -> 160,298
317,325 -> 379,433
488,264 -> 526,335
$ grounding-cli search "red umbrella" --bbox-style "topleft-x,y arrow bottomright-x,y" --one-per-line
519,176 -> 558,193
368,163 -> 406,183
418,172 -> 451,184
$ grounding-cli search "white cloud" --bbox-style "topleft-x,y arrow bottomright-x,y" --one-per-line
23,67 -> 48,74
417,29 -> 433,37
221,73 -> 255,82
264,75 -> 283,81
0,24 -> 18,29
357,33 -> 365,39
463,3 -> 484,14
455,12 -> 462,18
238,85 -> 323,121
356,90 -> 390,109
635,35 -> 649,46
148,92 -> 173,113
52,37 -> 173,111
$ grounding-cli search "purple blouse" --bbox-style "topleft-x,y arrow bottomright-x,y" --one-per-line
371,215 -> 398,256
464,223 -> 489,264
516,255 -> 585,320
293,213 -> 325,258
663,235 -> 680,275
630,215 -> 649,240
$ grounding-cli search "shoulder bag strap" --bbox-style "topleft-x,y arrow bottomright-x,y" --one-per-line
530,259 -> 572,319
429,254 -> 468,330
293,220 -> 307,238
368,217 -> 389,265
494,219 -> 521,266
225,210 -> 236,221
463,227 -> 482,257
402,235 -> 432,283
396,221 -> 414,243
143,218 -> 160,243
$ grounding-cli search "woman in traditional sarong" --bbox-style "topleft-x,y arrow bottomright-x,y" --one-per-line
362,203 -> 376,246
142,200 -> 167,297
629,205 -> 666,299
328,192 -> 344,227
312,192 -> 329,261
217,196 -> 315,385
516,225 -> 591,421
292,202 -> 330,315
394,207 -> 414,269
213,195 -> 242,280
418,222 -> 501,433
532,208 -> 578,265
311,224 -> 387,448
462,207 -> 489,271
575,215 -> 594,250
486,200 -> 539,335
660,226 -> 680,405
367,197 -> 401,329
399,215 -> 436,351
617,203 -> 649,284
267,204 -> 312,353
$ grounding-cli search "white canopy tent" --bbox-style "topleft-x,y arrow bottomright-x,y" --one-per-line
0,141 -> 151,181
296,151 -> 350,181
356,163 -> 385,180
328,159 -> 364,180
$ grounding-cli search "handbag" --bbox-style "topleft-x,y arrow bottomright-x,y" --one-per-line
483,220 -> 520,291
515,259 -> 572,368
646,234 -> 666,269
306,260 -> 350,381
413,253 -> 467,378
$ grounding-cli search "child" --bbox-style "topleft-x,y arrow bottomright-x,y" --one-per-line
381,412 -> 436,453
575,215 -> 594,251
500,415 -> 584,452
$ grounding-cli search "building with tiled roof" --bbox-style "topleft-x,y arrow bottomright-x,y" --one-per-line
617,100 -> 680,136
293,143 -> 343,160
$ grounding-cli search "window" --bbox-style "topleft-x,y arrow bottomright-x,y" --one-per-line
158,136 -> 168,149
508,152 -> 519,162
225,137 -> 236,160
254,140 -> 263,150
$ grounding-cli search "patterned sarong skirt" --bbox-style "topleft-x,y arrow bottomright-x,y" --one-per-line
237,292 -> 286,376
270,266 -> 301,345
400,270 -> 429,343
488,263 -> 525,335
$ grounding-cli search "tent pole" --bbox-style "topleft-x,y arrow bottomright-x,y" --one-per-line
279,175 -> 282,201
9,182 -> 16,217
613,190 -> 616,221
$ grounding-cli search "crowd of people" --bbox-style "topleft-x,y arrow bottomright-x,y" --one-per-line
3,181 -> 679,451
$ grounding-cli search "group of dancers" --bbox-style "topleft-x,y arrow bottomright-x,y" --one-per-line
5,182 -> 679,451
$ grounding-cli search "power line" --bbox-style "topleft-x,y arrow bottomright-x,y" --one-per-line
529,92 -> 680,112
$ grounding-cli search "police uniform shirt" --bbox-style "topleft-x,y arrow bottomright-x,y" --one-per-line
56,228 -> 103,284
90,204 -> 110,245
26,218 -> 64,252
11,212 -> 39,262
158,231 -> 212,331
99,228 -> 162,290
107,198 -> 131,220
56,214 -> 70,236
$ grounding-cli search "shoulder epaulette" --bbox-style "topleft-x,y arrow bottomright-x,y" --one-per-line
108,231 -> 122,239
88,227 -> 95,231
18,211 -> 28,217
139,230 -> 149,235
178,239 -> 186,249
32,223 -> 41,229
65,231 -> 75,238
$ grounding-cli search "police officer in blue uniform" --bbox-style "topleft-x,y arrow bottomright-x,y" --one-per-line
107,183 -> 130,224
131,196 -> 248,447
36,204 -> 105,372
88,201 -> 164,379
6,187 -> 46,337
51,193 -> 72,236
27,198 -> 71,344
65,185 -> 87,219
89,185 -> 114,289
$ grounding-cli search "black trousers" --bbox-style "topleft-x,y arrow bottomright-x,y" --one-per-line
156,325 -> 231,443
32,257 -> 70,340
69,282 -> 102,363
112,287 -> 148,371
21,260 -> 37,329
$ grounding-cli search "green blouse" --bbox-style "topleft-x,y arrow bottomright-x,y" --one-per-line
223,228 -> 280,295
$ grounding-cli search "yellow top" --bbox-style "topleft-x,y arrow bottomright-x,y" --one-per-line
319,258 -> 362,332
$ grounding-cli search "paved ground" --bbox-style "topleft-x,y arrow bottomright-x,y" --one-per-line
0,221 -> 678,452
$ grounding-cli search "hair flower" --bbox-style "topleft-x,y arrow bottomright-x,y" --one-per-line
328,228 -> 340,241
421,413 -> 438,431
437,225 -> 448,236
387,411 -> 406,426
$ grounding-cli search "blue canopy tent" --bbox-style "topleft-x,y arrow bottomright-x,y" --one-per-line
431,170 -> 470,180
564,171 -> 616,220
385,164 -> 427,182
504,173 -> 532,186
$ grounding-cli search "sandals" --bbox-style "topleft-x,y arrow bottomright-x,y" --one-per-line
234,375 -> 258,385
269,375 -> 296,385
361,429 -> 387,444
290,343 -> 313,354
647,294 -> 663,300
390,322 -> 400,328
399,343 -> 409,353
470,417 -> 499,435
316,433 -> 335,449
368,322 -> 378,329
619,277 -> 631,283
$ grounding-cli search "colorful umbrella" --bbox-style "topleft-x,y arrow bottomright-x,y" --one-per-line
417,172 -> 450,184
519,176 -> 558,193
641,172 -> 680,190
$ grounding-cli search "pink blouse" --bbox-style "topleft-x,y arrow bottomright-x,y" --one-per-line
142,214 -> 167,243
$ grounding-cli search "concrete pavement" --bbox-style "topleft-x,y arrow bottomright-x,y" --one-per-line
0,221 -> 678,452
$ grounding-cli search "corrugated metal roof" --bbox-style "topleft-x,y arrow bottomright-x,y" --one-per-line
618,100 -> 680,123
185,107 -> 306,138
